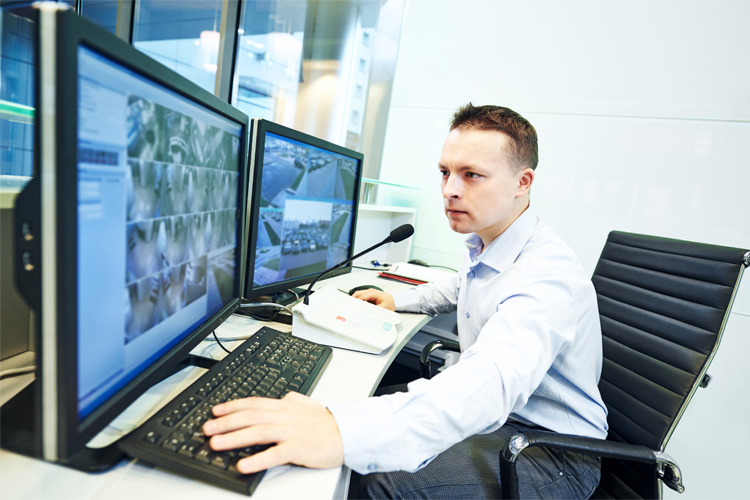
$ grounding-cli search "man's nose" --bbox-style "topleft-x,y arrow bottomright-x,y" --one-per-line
442,174 -> 462,198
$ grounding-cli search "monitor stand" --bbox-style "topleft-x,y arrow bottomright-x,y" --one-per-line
255,287 -> 309,305
270,287 -> 306,306
0,380 -> 125,472
238,287 -> 307,325
0,353 -> 219,472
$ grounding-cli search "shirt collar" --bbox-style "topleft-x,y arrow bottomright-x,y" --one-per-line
464,205 -> 538,273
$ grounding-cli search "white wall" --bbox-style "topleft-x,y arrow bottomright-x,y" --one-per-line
380,1 -> 750,498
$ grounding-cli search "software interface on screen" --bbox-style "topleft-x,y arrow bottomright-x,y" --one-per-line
251,131 -> 360,293
76,46 -> 242,419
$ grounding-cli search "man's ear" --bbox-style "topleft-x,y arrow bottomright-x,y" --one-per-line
516,168 -> 534,197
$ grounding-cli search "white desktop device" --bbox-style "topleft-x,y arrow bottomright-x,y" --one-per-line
291,284 -> 400,354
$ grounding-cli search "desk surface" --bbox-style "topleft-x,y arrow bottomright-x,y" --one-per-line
0,271 -> 430,500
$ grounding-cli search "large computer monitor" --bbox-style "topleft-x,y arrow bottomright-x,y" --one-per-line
1,4 -> 249,469
243,119 -> 364,303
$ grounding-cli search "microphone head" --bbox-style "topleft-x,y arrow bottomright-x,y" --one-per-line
388,224 -> 414,243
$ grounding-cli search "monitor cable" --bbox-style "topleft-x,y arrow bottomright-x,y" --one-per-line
212,330 -> 232,354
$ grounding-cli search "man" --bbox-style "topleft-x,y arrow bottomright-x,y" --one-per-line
203,104 -> 608,498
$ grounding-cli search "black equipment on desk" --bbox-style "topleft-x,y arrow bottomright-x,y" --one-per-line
119,327 -> 332,496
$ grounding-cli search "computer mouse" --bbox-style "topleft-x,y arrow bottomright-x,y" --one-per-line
408,259 -> 429,267
348,284 -> 383,295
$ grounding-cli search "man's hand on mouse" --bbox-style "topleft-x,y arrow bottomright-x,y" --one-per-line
352,289 -> 395,311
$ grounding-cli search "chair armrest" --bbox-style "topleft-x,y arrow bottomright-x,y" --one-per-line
499,429 -> 684,498
501,429 -> 656,463
419,339 -> 460,379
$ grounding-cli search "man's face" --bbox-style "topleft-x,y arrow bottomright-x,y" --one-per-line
439,127 -> 532,247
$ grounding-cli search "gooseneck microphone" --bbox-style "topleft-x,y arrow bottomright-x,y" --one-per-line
302,223 -> 414,305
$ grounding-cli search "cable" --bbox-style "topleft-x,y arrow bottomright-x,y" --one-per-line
212,330 -> 232,354
0,365 -> 36,380
427,264 -> 459,272
353,265 -> 389,271
206,334 -> 251,342
238,302 -> 293,315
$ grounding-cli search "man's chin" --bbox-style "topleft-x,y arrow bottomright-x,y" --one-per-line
446,220 -> 472,234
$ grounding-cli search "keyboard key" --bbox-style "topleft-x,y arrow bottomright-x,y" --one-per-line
178,442 -> 199,458
211,454 -> 230,470
194,446 -> 212,464
143,431 -> 160,445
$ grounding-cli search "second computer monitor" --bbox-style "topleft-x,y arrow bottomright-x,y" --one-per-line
244,120 -> 364,301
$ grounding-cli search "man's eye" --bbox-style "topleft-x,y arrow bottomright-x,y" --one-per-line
466,172 -> 479,179
439,170 -> 449,177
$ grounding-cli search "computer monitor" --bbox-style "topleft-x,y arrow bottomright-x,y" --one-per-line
1,4 -> 249,469
243,119 -> 364,303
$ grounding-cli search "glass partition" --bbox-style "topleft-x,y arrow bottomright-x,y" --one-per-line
0,7 -> 35,186
360,177 -> 419,208
232,0 -> 404,178
0,0 -> 404,185
132,0 -> 226,94
79,0 -> 118,34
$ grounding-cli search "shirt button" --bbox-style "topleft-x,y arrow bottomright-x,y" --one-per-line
368,464 -> 377,472
471,271 -> 476,277
465,313 -> 470,318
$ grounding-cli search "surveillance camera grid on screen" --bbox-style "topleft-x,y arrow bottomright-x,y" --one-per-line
124,95 -> 241,343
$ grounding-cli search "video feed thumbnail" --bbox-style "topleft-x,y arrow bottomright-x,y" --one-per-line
328,203 -> 353,266
335,158 -> 358,200
125,256 -> 208,343
259,133 -> 357,210
254,198 -> 336,286
207,248 -> 236,314
258,134 -> 309,208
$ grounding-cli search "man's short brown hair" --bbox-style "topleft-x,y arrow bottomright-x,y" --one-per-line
450,103 -> 538,171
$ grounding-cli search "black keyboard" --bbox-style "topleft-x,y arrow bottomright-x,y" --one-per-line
119,326 -> 333,495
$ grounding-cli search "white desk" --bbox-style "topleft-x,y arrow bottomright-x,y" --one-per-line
0,271 -> 430,499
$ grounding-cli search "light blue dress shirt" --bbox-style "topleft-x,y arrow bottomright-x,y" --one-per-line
328,207 -> 608,474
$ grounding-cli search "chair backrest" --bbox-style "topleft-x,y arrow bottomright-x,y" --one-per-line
591,231 -> 748,499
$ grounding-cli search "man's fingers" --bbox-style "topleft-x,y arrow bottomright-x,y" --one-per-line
352,290 -> 375,303
352,290 -> 395,310
204,403 -> 287,437
208,423 -> 283,451
235,443 -> 294,474
212,392 -> 308,418
211,396 -> 281,417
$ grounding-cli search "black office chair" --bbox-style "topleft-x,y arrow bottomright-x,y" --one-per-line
419,231 -> 749,499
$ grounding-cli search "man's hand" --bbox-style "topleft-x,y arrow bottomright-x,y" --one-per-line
352,289 -> 395,311
202,392 -> 344,474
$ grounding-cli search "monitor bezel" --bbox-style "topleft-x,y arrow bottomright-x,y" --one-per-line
243,118 -> 364,302
44,8 -> 250,461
